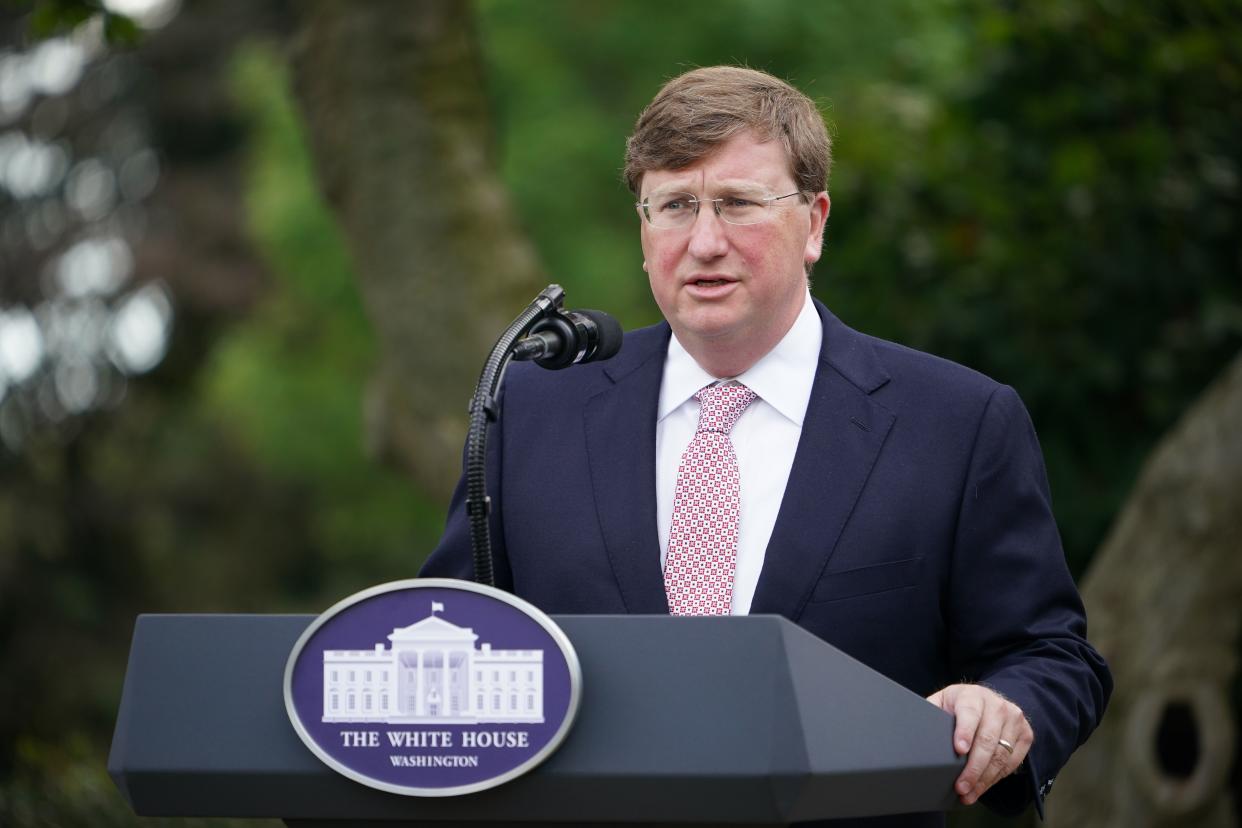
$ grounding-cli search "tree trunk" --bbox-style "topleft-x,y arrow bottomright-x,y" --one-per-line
1047,351 -> 1242,827
288,0 -> 546,502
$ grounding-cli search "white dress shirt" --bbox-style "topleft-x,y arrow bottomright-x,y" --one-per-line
655,290 -> 822,614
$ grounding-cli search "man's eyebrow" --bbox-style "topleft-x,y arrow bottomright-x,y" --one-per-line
711,178 -> 771,190
646,179 -> 775,196
645,181 -> 696,196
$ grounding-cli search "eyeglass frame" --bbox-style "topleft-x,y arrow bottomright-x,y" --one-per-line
635,190 -> 810,229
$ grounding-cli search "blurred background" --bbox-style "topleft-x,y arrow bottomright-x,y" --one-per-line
1,0 -> 1240,825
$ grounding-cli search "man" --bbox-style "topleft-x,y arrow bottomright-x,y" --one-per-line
422,66 -> 1110,823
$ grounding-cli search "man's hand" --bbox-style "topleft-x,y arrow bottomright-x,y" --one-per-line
926,683 -> 1033,805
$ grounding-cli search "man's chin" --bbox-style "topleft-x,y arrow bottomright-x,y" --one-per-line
674,312 -> 746,344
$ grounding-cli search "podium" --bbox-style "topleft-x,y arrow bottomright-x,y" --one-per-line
109,614 -> 963,826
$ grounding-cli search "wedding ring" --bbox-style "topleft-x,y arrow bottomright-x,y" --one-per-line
998,738 -> 1015,754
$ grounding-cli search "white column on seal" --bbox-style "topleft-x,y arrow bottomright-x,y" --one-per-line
440,650 -> 449,716
415,649 -> 424,717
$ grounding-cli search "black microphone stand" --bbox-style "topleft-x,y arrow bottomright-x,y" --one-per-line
466,284 -> 567,586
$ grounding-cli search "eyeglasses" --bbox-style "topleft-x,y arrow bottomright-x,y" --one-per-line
636,190 -> 806,229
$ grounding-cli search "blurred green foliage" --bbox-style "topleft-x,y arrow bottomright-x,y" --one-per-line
21,0 -> 142,44
2,1 -> 1240,825
218,44 -> 442,591
822,0 -> 1242,572
0,36 -> 430,828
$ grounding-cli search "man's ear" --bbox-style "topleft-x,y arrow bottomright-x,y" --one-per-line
804,191 -> 831,265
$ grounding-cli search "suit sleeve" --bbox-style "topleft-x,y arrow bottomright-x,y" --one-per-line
948,385 -> 1112,817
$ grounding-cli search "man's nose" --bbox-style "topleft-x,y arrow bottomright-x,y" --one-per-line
686,203 -> 729,259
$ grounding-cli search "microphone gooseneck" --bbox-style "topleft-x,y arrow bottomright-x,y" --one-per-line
464,285 -> 622,586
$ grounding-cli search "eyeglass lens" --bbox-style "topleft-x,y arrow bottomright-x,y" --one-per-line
642,191 -> 797,228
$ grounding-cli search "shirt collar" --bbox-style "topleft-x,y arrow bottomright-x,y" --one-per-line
657,290 -> 822,426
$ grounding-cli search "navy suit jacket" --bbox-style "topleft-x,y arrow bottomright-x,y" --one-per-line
422,299 -> 1111,825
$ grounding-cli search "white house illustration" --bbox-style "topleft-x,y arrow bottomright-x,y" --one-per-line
321,603 -> 544,724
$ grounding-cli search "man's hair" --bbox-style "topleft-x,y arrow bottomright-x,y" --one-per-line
623,66 -> 831,196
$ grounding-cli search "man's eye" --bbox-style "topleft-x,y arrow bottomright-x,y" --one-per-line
659,198 -> 688,211
724,197 -> 759,208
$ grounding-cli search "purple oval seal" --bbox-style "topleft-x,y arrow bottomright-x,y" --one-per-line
284,578 -> 582,797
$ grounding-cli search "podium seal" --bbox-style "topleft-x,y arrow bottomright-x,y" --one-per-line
284,578 -> 582,796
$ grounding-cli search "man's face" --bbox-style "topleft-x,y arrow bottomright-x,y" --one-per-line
638,132 -> 829,371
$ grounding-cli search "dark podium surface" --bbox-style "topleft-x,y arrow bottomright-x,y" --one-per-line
109,614 -> 963,826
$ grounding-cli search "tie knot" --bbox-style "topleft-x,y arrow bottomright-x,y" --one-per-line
694,384 -> 757,435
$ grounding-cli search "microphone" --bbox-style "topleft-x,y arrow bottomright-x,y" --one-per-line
512,309 -> 623,369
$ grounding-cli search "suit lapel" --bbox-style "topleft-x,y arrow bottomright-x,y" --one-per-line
750,302 -> 896,619
584,325 -> 671,613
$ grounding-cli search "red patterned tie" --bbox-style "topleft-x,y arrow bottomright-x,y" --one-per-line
664,383 -> 758,615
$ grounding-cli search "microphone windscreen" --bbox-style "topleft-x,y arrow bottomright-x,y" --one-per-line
578,310 -> 623,360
